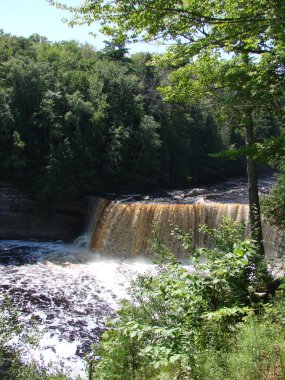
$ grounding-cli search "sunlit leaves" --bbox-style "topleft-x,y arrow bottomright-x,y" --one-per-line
92,219 -> 264,378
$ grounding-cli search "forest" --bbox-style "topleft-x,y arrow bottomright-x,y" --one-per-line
1,30 -> 247,204
0,28 -> 284,230
1,0 -> 285,379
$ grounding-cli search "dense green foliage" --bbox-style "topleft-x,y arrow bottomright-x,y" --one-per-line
255,132 -> 285,230
51,0 -> 285,246
191,297 -> 285,380
90,219 -> 282,379
263,160 -> 285,230
53,0 -> 285,139
0,30 -> 241,204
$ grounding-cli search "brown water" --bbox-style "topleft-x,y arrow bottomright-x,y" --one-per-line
91,202 -> 250,257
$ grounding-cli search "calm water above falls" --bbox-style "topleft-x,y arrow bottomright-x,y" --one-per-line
0,240 -> 155,378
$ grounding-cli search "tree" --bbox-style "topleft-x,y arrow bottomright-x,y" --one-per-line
258,135 -> 285,230
49,0 -> 285,62
51,0 -> 285,254
102,39 -> 129,62
160,54 -> 277,255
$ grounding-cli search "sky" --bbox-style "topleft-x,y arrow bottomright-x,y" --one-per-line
0,0 -> 166,54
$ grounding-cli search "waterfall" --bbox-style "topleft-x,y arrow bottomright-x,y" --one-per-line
73,197 -> 109,248
90,201 -> 250,257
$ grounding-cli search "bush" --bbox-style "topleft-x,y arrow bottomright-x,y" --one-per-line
197,291 -> 285,380
91,218 -> 277,379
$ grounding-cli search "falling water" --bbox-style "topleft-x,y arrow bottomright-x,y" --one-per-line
90,202 -> 250,257
73,198 -> 109,248
88,199 -> 281,258
263,223 -> 285,259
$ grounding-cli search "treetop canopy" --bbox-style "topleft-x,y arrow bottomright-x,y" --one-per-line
49,0 -> 285,58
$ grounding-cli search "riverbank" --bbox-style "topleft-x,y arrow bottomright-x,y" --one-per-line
0,182 -> 86,241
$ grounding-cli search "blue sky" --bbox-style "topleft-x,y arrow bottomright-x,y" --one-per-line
0,0 -> 166,54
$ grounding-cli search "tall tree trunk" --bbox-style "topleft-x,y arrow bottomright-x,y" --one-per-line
245,117 -> 265,256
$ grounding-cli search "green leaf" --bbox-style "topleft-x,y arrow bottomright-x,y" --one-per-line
169,354 -> 181,364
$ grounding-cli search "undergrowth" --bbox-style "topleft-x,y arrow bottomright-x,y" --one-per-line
90,218 -> 284,380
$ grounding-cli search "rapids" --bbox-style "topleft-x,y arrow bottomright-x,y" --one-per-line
0,240 -> 155,378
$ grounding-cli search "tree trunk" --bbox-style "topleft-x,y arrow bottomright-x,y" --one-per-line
245,119 -> 265,256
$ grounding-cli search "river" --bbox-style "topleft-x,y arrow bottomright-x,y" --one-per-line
0,176 -> 278,378
0,240 -> 154,378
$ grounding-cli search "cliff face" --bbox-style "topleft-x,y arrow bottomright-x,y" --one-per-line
0,183 -> 86,241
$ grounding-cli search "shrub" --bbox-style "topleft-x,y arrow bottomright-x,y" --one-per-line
92,218 -> 274,379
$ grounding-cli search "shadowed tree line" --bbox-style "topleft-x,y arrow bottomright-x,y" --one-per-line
0,31 -> 245,205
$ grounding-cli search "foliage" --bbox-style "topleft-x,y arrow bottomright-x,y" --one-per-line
263,159 -> 285,230
0,31 -> 238,204
52,0 -> 285,117
91,219 -> 276,379
195,287 -> 285,380
50,0 -> 285,54
51,0 -> 285,244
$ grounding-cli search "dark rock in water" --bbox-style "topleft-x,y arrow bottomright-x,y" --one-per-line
115,176 -> 275,205
149,190 -> 171,198
187,188 -> 207,196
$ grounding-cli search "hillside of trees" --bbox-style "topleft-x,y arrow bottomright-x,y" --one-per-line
0,30 -> 248,205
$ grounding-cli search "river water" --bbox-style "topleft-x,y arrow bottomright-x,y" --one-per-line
0,176 -> 277,377
0,240 -> 154,378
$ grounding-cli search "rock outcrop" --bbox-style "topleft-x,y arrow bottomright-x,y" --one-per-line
0,182 -> 86,241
